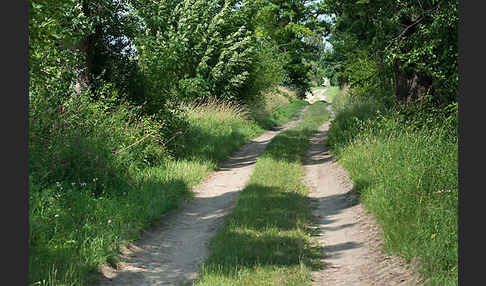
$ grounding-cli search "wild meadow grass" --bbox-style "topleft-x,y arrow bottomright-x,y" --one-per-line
194,102 -> 329,286
327,92 -> 458,286
174,99 -> 264,163
29,95 -> 306,286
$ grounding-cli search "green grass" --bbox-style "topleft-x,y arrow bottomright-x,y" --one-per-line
194,102 -> 330,286
327,91 -> 458,286
253,99 -> 309,130
29,96 -> 307,286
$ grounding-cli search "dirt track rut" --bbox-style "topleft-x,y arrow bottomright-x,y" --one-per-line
303,117 -> 421,286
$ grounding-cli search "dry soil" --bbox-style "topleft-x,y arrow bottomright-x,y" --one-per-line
303,106 -> 421,286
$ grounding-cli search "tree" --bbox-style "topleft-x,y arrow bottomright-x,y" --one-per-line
320,0 -> 458,105
247,0 -> 330,96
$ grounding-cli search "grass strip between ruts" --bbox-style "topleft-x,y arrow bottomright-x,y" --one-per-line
194,102 -> 330,286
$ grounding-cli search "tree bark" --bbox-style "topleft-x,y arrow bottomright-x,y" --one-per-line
393,59 -> 433,103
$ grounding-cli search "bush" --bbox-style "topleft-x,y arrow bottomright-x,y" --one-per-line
29,89 -> 175,197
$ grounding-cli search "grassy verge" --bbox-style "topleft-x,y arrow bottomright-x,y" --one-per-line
194,102 -> 329,286
327,91 -> 458,285
29,95 -> 307,286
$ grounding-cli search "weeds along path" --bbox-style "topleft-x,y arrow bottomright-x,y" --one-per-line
303,119 -> 421,286
97,108 -> 308,286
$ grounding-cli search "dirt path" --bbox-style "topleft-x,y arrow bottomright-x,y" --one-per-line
303,113 -> 421,286
97,109 -> 307,286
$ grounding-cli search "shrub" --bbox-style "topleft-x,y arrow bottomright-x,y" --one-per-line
29,90 -> 173,197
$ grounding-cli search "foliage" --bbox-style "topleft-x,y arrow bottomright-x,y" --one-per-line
248,0 -> 330,96
245,42 -> 289,101
134,0 -> 318,105
319,0 -> 458,105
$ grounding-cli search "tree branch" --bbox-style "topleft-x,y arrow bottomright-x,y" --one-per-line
384,0 -> 444,51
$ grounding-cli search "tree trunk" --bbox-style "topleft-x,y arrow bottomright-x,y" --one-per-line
73,1 -> 103,96
393,59 -> 433,103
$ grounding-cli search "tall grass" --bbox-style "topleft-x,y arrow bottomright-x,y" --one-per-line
195,102 -> 330,286
247,86 -> 308,129
173,98 -> 264,163
327,91 -> 458,285
29,93 -> 307,286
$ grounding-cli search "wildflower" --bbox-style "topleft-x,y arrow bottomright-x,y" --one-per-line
93,177 -> 98,182
80,182 -> 87,187
71,182 -> 76,186
54,214 -> 59,218
108,219 -> 112,224
112,150 -> 118,155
